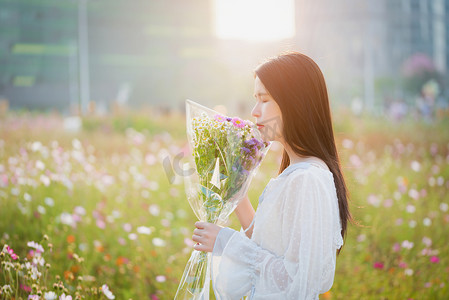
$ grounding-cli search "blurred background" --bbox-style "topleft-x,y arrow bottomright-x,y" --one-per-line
0,0 -> 448,119
1,1 -> 449,299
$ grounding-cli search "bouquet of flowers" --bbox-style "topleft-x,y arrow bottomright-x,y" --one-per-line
174,100 -> 271,299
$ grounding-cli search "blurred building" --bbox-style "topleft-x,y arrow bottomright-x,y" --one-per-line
1,0 -> 448,112
0,0 -> 219,112
294,0 -> 448,110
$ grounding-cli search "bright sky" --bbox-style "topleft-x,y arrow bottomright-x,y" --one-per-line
214,0 -> 295,42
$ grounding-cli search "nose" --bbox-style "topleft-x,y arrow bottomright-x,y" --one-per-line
251,102 -> 260,119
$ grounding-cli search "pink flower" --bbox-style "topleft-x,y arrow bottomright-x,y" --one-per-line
231,117 -> 245,128
430,256 -> 440,263
392,242 -> 401,252
398,261 -> 408,268
96,219 -> 106,229
373,262 -> 384,269
6,245 -> 18,260
150,295 -> 160,300
214,114 -> 226,122
20,284 -> 32,292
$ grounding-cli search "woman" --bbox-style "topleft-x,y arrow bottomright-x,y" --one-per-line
192,52 -> 352,299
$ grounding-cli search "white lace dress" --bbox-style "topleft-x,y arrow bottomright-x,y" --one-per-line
211,162 -> 344,300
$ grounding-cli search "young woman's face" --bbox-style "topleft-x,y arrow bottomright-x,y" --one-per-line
251,76 -> 284,142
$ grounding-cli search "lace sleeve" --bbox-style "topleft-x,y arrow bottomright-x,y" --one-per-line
211,169 -> 342,299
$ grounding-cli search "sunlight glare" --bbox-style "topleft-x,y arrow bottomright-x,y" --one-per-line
214,0 -> 295,42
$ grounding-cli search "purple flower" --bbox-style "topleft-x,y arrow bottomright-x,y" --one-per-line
245,139 -> 256,146
241,147 -> 251,154
240,168 -> 249,176
253,138 -> 264,148
226,117 -> 232,122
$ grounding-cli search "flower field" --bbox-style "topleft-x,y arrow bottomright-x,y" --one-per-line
1,111 -> 448,299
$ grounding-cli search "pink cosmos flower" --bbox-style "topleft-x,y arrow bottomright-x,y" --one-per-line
392,243 -> 401,252
7,245 -> 18,260
373,262 -> 384,269
231,117 -> 245,128
214,114 -> 226,122
20,284 -> 32,292
430,256 -> 440,263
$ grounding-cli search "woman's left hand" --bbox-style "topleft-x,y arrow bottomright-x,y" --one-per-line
192,222 -> 222,252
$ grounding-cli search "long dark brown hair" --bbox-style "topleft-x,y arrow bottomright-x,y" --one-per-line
255,51 -> 352,255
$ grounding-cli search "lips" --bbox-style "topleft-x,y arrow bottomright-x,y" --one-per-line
256,123 -> 264,129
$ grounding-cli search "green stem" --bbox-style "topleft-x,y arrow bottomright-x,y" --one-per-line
2,268 -> 7,287
15,269 -> 18,299
212,139 -> 229,176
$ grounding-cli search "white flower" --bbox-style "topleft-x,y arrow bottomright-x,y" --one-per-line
31,141 -> 42,152
45,197 -> 55,207
24,193 -> 32,202
2,284 -> 13,295
59,293 -> 72,300
152,237 -> 166,247
137,226 -> 152,235
401,240 -> 414,249
406,204 -> 415,213
74,206 -> 86,216
148,204 -> 160,216
27,241 -> 44,253
440,202 -> 448,212
101,284 -> 115,299
404,268 -> 414,276
37,205 -> 46,214
33,255 -> 45,266
423,218 -> 431,226
36,160 -> 45,170
72,139 -> 82,150
422,236 -> 432,247
410,161 -> 421,172
30,267 -> 42,280
59,212 -> 75,227
44,291 -> 57,300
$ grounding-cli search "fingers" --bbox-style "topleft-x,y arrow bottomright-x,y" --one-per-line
192,222 -> 214,253
195,221 -> 206,229
192,234 -> 203,243
193,243 -> 211,252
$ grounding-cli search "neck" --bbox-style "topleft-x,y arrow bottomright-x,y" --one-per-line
281,141 -> 328,170
281,141 -> 306,164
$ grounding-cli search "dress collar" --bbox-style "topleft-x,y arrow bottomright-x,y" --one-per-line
276,162 -> 312,179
